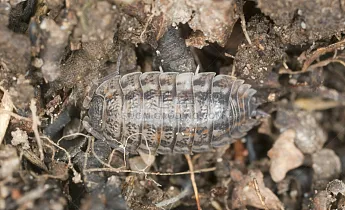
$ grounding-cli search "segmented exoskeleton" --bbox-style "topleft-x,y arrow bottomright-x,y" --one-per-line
82,71 -> 258,155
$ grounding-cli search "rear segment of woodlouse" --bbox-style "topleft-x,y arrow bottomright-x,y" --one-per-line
83,72 -> 258,154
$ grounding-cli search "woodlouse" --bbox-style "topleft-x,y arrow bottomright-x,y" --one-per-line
82,71 -> 258,154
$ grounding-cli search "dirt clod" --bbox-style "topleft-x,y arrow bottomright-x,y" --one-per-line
275,108 -> 327,154
312,149 -> 341,181
268,129 -> 304,182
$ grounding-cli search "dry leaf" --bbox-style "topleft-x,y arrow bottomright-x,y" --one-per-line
268,129 -> 304,182
0,91 -> 13,145
232,170 -> 284,210
294,97 -> 340,111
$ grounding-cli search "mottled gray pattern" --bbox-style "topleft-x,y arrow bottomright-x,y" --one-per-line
120,72 -> 142,152
84,71 -> 258,154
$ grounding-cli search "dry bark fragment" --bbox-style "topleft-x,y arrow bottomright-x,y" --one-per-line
268,129 -> 304,182
121,0 -> 239,48
232,170 -> 284,210
0,91 -> 14,145
186,0 -> 238,47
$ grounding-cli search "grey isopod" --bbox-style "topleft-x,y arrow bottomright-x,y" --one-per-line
82,71 -> 258,155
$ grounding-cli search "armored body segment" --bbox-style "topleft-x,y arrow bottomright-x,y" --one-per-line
238,84 -> 251,123
229,80 -> 245,139
238,88 -> 257,133
120,72 -> 143,153
139,72 -> 162,154
211,75 -> 234,147
234,84 -> 253,137
95,76 -> 123,145
192,72 -> 215,152
174,73 -> 195,154
157,72 -> 178,154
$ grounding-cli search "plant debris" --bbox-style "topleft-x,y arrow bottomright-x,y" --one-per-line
231,170 -> 284,209
268,129 -> 304,182
1,0 -> 345,209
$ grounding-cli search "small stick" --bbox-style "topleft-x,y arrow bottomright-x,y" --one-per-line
231,64 -> 236,77
90,136 -> 113,168
195,65 -> 200,75
30,99 -> 44,161
155,182 -> 192,208
115,49 -> 123,76
107,148 -> 117,165
185,154 -> 202,210
84,166 -> 216,176
0,90 -> 13,145
252,178 -> 268,210
301,38 -> 345,72
191,48 -> 203,71
224,52 -> 235,59
239,0 -> 252,45
41,135 -> 81,183
0,109 -> 32,122
279,58 -> 345,75
307,59 -> 345,71
140,13 -> 154,43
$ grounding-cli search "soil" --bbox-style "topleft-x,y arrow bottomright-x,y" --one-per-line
1,0 -> 345,209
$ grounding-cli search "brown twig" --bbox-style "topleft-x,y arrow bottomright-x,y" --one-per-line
185,154 -> 202,210
83,135 -> 92,183
84,166 -> 216,176
41,135 -> 81,183
231,64 -> 236,77
224,52 -> 235,59
140,0 -> 163,43
30,99 -> 44,161
307,59 -> 345,71
239,0 -> 252,45
279,58 -> 345,74
252,178 -> 269,210
301,38 -> 345,72
0,90 -> 13,145
0,109 -> 32,122
155,182 -> 192,208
